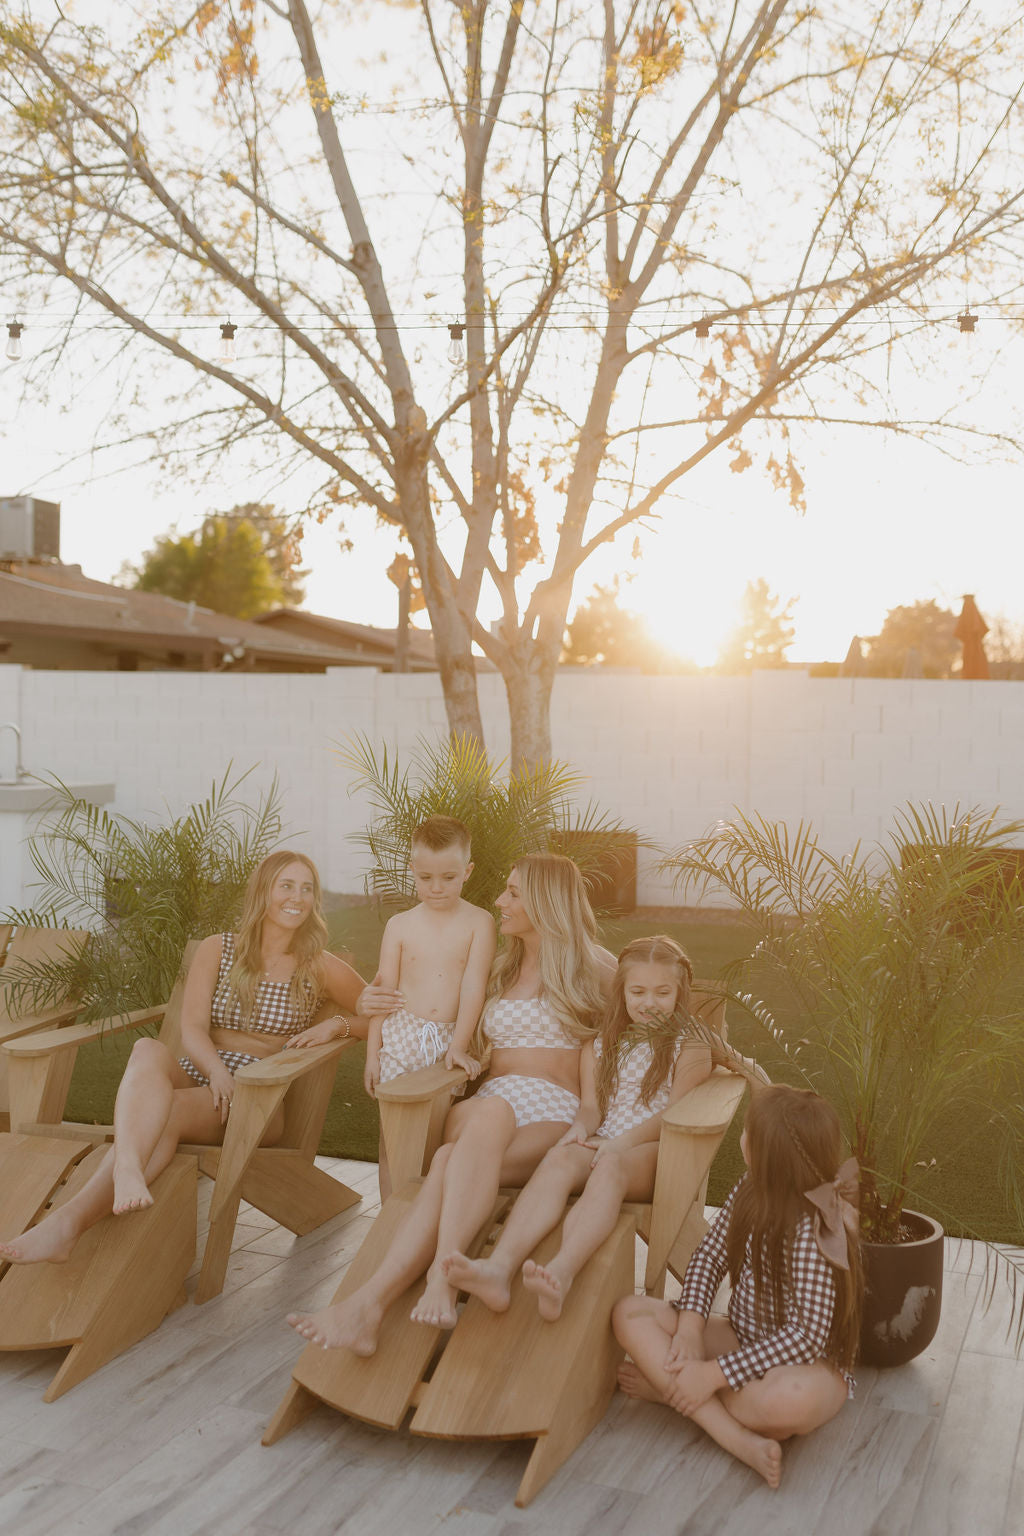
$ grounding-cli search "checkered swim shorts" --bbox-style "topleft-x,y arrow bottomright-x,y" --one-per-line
178,1047 -> 259,1087
473,1074 -> 580,1129
378,1007 -> 456,1084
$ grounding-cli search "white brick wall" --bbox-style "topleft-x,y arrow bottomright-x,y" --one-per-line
1,663 -> 1022,910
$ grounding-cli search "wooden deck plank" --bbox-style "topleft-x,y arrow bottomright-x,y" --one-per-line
0,1164 -> 1019,1534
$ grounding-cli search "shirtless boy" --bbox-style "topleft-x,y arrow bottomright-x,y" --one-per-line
365,814 -> 495,1194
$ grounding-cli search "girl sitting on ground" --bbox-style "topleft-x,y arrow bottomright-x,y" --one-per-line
612,1084 -> 862,1490
442,935 -> 714,1321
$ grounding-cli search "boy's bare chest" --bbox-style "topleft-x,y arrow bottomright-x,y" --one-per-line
399,923 -> 472,975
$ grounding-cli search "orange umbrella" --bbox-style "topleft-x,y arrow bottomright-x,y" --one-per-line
954,594 -> 990,679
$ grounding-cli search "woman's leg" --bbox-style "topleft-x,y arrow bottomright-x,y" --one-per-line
111,1038 -> 195,1211
287,1141 -> 458,1352
411,1097 -> 523,1327
524,1143 -> 658,1320
442,1141 -> 593,1312
0,1063 -> 228,1266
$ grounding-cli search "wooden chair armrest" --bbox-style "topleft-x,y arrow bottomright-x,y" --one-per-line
231,1037 -> 354,1088
0,1003 -> 82,1042
374,1062 -> 469,1103
3,1006 -> 167,1058
662,1069 -> 747,1135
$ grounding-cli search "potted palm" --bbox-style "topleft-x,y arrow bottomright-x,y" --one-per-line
339,732 -> 642,916
662,803 -> 1024,1366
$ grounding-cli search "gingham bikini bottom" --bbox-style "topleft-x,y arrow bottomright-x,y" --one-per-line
178,1047 -> 258,1087
473,1073 -> 580,1129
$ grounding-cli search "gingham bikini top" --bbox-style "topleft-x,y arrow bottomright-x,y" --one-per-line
593,1034 -> 681,1130
210,932 -> 321,1038
483,995 -> 579,1051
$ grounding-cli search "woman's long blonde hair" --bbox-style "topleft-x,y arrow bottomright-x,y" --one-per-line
228,850 -> 328,1020
482,853 -> 606,1043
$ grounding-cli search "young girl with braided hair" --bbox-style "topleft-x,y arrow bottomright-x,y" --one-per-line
442,936 -> 714,1321
613,1084 -> 862,1489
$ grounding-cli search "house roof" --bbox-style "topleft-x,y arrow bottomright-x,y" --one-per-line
0,562 -> 360,670
253,607 -> 437,669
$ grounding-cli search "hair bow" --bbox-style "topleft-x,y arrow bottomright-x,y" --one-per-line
803,1157 -> 859,1270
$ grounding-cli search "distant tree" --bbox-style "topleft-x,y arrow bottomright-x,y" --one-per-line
866,600 -> 958,678
986,614 -> 1024,680
125,506 -> 306,618
562,583 -> 695,672
717,579 -> 795,673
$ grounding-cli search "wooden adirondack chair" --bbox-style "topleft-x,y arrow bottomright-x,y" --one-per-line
0,925 -> 90,1123
265,984 -> 753,1507
0,946 -> 362,1398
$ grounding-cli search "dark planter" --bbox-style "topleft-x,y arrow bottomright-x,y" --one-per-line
859,1209 -> 944,1368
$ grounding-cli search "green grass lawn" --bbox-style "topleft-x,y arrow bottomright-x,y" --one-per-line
63,902 -> 1024,1242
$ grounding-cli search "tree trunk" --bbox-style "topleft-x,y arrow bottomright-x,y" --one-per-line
502,639 -> 560,766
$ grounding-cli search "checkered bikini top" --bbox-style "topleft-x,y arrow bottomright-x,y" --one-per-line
210,932 -> 321,1038
482,995 -> 579,1051
593,1034 -> 680,1133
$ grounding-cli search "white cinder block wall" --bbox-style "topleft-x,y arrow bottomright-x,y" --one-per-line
1,664 -> 1021,910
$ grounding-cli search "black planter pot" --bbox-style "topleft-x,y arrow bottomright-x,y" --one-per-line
859,1209 -> 944,1368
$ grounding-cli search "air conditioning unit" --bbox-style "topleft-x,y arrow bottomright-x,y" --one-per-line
0,497 -> 61,560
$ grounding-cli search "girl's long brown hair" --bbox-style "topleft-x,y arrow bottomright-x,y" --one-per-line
594,936 -> 695,1119
228,850 -> 328,1021
727,1084 -> 863,1375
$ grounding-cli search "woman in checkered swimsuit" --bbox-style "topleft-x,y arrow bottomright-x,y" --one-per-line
286,852 -> 617,1355
0,851 -> 403,1269
442,936 -> 716,1321
613,1085 -> 863,1490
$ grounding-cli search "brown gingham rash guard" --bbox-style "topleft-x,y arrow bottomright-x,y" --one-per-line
672,1177 -> 854,1393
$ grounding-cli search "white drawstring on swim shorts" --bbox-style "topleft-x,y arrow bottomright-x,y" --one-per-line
419,1020 -> 446,1065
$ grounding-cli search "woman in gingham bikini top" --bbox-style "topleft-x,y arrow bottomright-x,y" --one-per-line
178,930 -> 321,1085
0,851 -> 399,1272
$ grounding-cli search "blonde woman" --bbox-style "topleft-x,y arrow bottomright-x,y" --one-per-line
287,852 -> 616,1353
0,850 -> 399,1265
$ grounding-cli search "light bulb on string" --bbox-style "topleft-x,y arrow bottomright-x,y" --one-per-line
447,322 -> 465,364
219,320 -> 237,362
956,308 -> 977,335
5,320 -> 23,361
694,315 -> 712,350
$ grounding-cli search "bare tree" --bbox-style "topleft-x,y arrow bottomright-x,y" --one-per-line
2,1 -> 1024,759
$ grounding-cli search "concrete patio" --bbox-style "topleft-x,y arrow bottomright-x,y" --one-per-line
2,1158 -> 1022,1536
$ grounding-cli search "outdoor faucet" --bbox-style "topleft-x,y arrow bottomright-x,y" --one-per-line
0,722 -> 24,780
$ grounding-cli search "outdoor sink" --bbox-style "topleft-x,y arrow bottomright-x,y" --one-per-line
0,780 -> 115,813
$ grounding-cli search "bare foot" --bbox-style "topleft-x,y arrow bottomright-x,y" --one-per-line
286,1291 -> 384,1354
727,1427 -> 783,1488
410,1270 -> 458,1329
522,1257 -> 572,1321
0,1208 -> 79,1265
112,1160 -> 153,1215
617,1360 -> 664,1403
442,1251 -> 512,1313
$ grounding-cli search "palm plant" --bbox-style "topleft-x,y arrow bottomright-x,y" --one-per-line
339,733 -> 641,917
662,803 -> 1024,1244
3,767 -> 282,1021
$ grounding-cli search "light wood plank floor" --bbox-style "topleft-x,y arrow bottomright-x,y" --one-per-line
2,1158 -> 1022,1536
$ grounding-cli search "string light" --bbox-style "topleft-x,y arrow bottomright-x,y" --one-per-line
956,308 -> 977,334
5,320 -> 23,361
694,315 -> 711,343
447,321 -> 465,363
219,319 -> 237,361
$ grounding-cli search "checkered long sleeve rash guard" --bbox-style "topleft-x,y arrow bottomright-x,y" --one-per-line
673,1179 -> 838,1391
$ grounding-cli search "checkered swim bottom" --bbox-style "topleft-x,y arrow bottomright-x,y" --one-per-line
473,1074 -> 580,1129
178,1047 -> 259,1087
378,1007 -> 456,1084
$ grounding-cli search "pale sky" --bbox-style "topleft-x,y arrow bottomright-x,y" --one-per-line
3,3 -> 1023,668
